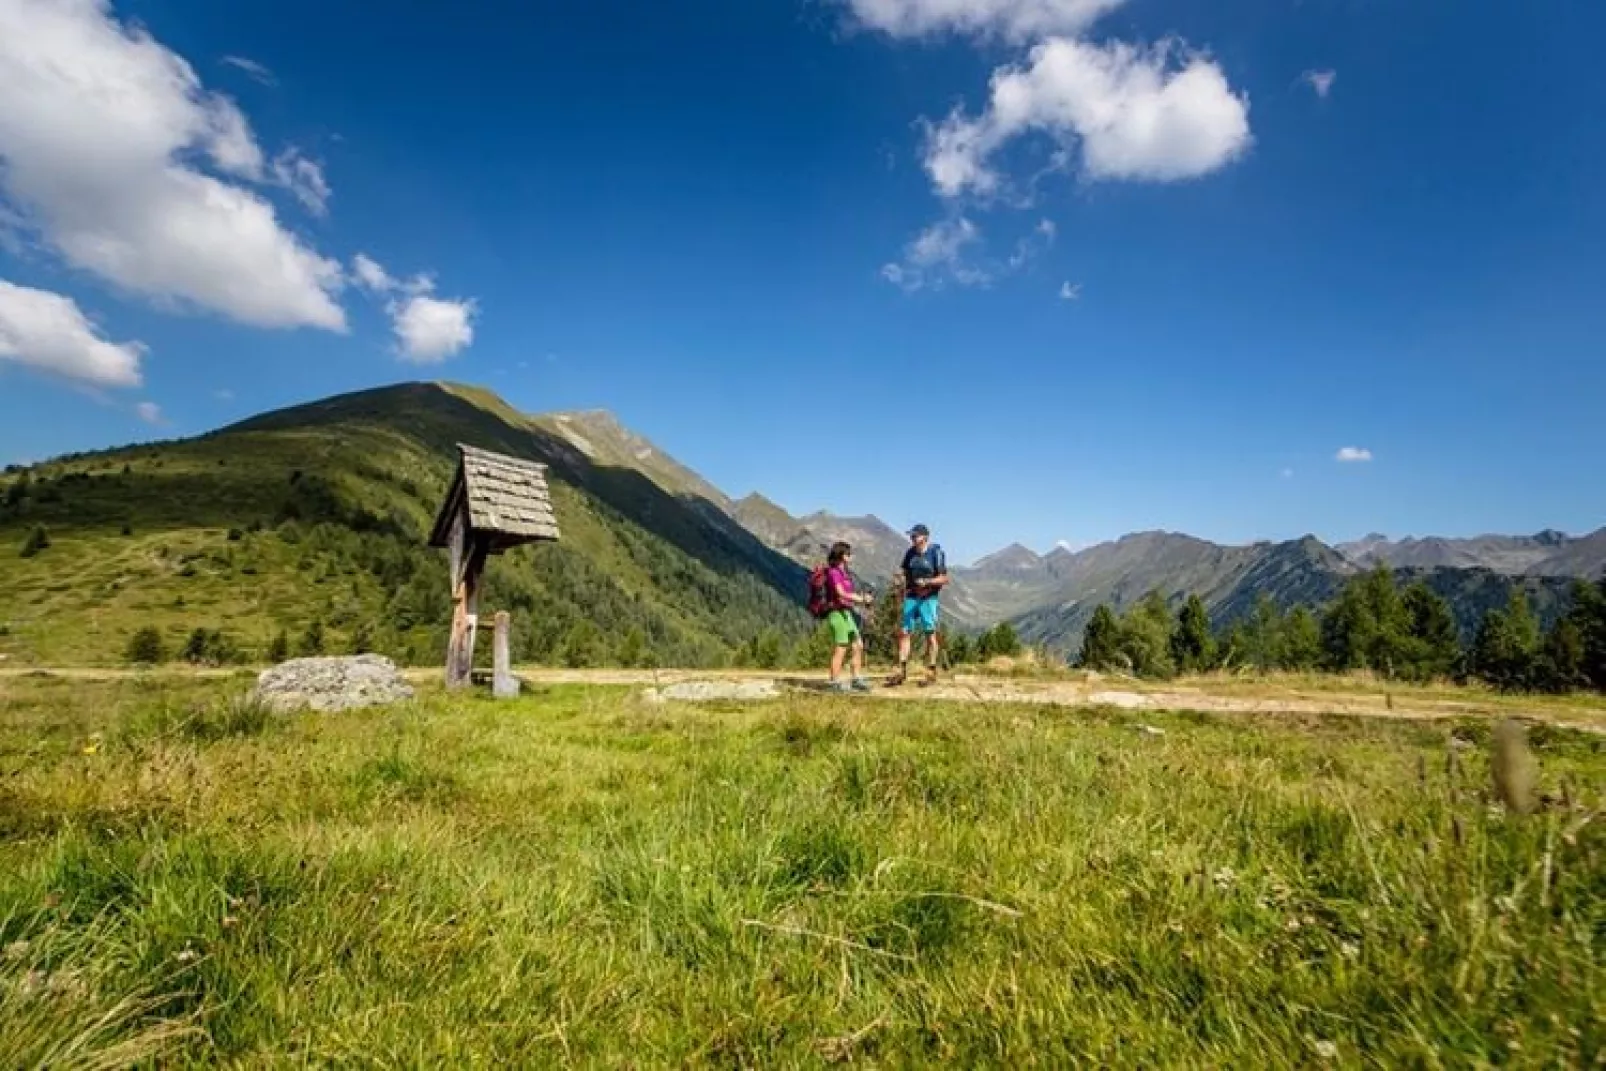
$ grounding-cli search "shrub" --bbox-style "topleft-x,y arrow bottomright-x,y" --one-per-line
180,628 -> 242,667
266,630 -> 290,664
126,627 -> 165,665
297,620 -> 326,657
18,525 -> 49,558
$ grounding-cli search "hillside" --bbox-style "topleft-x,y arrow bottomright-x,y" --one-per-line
0,383 -> 807,667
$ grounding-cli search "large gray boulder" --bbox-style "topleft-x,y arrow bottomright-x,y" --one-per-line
253,654 -> 415,713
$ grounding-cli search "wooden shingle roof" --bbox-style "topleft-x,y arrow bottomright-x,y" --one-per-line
428,443 -> 560,551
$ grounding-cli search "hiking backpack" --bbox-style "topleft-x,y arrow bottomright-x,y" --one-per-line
807,564 -> 833,619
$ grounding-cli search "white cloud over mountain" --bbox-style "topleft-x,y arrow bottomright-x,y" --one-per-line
0,278 -> 145,387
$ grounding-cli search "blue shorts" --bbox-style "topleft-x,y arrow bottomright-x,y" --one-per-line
901,597 -> 940,635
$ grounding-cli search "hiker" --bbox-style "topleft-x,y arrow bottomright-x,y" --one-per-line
891,524 -> 948,685
810,542 -> 873,692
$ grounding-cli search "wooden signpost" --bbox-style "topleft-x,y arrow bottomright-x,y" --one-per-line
428,444 -> 561,691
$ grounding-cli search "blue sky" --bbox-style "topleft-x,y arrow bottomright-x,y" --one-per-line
1,0 -> 1603,564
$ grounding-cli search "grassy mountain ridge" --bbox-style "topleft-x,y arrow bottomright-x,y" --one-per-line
0,382 -> 807,667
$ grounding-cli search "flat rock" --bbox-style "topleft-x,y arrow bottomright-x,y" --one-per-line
253,654 -> 415,713
644,680 -> 781,703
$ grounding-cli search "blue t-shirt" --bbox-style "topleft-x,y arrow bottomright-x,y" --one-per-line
902,544 -> 947,601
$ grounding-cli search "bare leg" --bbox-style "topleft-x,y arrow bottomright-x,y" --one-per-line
830,644 -> 847,680
852,639 -> 865,678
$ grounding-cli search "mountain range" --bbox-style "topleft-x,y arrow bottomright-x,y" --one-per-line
1,381 -> 1601,665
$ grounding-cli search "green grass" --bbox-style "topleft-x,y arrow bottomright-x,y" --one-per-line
1,674 -> 1601,1066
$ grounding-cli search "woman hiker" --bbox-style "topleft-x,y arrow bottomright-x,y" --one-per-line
823,542 -> 874,693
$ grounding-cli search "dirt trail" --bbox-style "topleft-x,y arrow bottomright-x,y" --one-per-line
4,665 -> 1602,732
490,668 -> 1606,732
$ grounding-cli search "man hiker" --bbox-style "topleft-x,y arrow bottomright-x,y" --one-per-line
891,524 -> 948,686
821,542 -> 873,692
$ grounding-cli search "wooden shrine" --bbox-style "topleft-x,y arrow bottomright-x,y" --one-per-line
428,444 -> 561,690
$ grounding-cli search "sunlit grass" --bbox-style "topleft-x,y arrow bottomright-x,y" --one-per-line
1,674 -> 1601,1065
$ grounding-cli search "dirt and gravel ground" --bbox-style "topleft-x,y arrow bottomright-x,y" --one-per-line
4,665 -> 1603,733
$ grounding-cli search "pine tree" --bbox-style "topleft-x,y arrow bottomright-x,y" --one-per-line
1280,606 -> 1322,671
1401,581 -> 1460,681
1537,617 -> 1585,693
1119,591 -> 1176,678
1245,593 -> 1283,673
1358,565 -> 1411,676
1567,579 -> 1606,691
985,622 -> 1021,658
1079,605 -> 1123,671
266,630 -> 290,664
946,632 -> 974,665
1170,594 -> 1215,674
1470,588 -> 1539,691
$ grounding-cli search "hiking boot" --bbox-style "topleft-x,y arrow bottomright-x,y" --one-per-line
851,677 -> 873,693
827,679 -> 852,694
885,665 -> 908,687
918,665 -> 939,687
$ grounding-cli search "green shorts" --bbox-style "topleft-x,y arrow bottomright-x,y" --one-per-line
826,610 -> 861,647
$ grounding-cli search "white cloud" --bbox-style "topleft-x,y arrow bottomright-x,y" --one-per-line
221,55 -> 276,87
348,253 -> 476,361
881,216 -> 990,291
844,0 -> 1127,41
351,253 -> 396,294
1335,446 -> 1373,463
924,37 -> 1251,197
392,292 -> 476,363
1058,280 -> 1081,300
271,149 -> 331,216
135,400 -> 162,424
1301,69 -> 1337,99
0,278 -> 144,387
0,0 -> 346,330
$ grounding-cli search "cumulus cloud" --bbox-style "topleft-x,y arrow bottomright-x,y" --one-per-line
1301,69 -> 1337,99
1058,280 -> 1081,300
844,0 -> 1126,41
881,216 -> 989,291
925,37 -> 1251,196
351,254 -> 476,361
221,54 -> 276,87
271,149 -> 331,216
1335,446 -> 1373,463
392,292 -> 476,363
135,400 -> 163,424
0,0 -> 346,330
0,278 -> 145,387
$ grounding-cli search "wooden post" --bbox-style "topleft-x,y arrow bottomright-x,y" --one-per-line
493,611 -> 518,698
445,522 -> 487,691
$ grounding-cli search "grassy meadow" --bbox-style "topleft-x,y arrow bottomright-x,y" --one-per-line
1,673 -> 1602,1066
